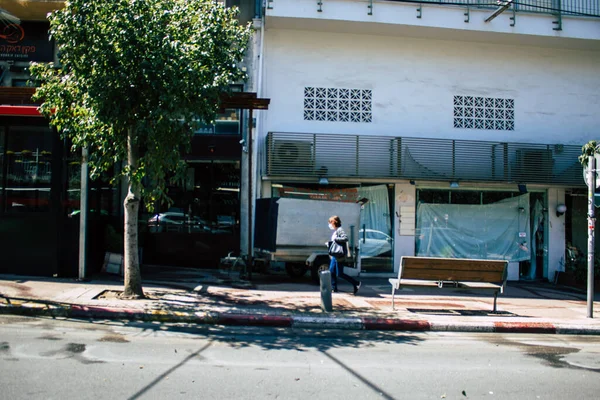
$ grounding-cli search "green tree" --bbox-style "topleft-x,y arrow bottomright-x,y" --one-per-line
31,0 -> 251,298
579,140 -> 599,168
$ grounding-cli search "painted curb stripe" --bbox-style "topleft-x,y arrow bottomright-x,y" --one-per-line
293,316 -> 363,330
3,304 -> 600,335
216,313 -> 293,327
70,305 -> 151,320
555,325 -> 600,335
362,318 -> 431,331
494,322 -> 556,334
430,321 -> 495,333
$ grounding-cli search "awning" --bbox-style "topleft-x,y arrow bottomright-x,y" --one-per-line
0,105 -> 42,117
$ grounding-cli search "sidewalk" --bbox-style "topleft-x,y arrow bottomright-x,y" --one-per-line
1,266 -> 600,335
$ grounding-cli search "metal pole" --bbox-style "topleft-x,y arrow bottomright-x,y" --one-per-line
78,147 -> 89,280
587,155 -> 595,318
247,109 -> 253,280
319,270 -> 333,312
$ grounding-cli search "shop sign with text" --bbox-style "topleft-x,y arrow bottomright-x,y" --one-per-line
0,22 -> 54,62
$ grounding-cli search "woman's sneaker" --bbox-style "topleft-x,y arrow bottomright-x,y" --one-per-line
353,281 -> 361,295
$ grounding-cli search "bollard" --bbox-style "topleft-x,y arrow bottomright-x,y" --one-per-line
319,270 -> 333,312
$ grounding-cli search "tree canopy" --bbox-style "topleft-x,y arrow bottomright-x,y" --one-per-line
31,0 -> 251,206
31,0 -> 251,297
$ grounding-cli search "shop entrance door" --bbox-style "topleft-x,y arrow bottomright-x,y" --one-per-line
358,185 -> 394,273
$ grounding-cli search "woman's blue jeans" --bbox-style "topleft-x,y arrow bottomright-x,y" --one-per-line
329,256 -> 359,291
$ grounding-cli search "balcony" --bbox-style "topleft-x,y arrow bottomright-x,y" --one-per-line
266,131 -> 584,186
265,0 -> 600,49
267,0 -> 600,17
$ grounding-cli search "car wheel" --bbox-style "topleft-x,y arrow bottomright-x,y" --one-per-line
285,263 -> 307,279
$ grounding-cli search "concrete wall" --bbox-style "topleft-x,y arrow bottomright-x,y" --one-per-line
262,28 -> 600,146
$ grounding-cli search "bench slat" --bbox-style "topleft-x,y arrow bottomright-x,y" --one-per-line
389,256 -> 508,312
398,279 -> 502,290
401,268 -> 504,283
401,257 -> 506,283
404,258 -> 506,270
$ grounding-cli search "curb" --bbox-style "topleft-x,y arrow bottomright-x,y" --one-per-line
2,302 -> 600,335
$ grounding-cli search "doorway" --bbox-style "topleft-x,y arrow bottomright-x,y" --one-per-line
522,192 -> 547,280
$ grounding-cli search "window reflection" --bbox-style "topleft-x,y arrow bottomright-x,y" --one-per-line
194,109 -> 241,135
64,150 -> 119,219
4,126 -> 53,212
0,127 -> 4,194
147,161 -> 240,235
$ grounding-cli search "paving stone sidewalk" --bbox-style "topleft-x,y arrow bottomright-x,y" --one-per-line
1,266 -> 600,334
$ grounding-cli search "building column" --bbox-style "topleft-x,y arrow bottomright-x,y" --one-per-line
393,183 -> 416,274
548,187 -> 566,281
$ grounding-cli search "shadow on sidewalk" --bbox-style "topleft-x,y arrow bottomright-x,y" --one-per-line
97,287 -> 373,315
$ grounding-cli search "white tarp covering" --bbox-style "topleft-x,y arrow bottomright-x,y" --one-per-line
357,185 -> 392,258
416,193 -> 530,262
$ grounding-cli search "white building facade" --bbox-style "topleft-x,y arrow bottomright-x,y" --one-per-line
245,0 -> 600,281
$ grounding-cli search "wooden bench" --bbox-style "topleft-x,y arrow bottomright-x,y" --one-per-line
388,256 -> 508,312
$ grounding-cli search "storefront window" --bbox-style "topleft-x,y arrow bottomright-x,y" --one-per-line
64,149 -> 119,219
272,183 -> 394,273
482,191 -> 516,204
416,189 -> 539,264
191,160 -> 240,233
147,161 -> 241,234
418,189 -> 449,204
3,126 -> 53,213
66,155 -> 81,215
0,127 -> 5,195
194,109 -> 241,135
143,160 -> 241,267
194,84 -> 243,135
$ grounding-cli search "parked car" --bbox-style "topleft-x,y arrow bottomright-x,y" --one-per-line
148,212 -> 208,233
359,228 -> 393,258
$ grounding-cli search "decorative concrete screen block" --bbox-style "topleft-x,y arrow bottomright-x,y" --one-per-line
304,87 -> 372,123
453,95 -> 514,131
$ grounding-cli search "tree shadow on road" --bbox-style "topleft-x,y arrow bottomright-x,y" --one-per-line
115,319 -> 426,352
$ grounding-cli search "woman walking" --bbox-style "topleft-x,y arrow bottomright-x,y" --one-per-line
327,215 -> 361,294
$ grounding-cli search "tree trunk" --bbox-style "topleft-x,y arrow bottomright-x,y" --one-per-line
122,127 -> 145,299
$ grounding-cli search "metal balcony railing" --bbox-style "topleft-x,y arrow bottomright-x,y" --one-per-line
266,131 -> 585,187
386,0 -> 600,17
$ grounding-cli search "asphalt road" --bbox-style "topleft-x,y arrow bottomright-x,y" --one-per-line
1,315 -> 600,400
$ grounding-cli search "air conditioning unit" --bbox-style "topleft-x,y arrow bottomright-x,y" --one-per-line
514,149 -> 553,183
269,140 -> 314,175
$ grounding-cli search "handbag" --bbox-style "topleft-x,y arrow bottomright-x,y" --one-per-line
328,240 -> 346,257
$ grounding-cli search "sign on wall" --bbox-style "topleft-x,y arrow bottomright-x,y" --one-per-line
0,22 -> 54,62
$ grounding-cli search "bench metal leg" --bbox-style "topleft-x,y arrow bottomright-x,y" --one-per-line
492,291 -> 498,313
391,287 -> 396,310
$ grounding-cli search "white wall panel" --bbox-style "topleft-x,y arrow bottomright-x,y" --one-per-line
263,28 -> 600,145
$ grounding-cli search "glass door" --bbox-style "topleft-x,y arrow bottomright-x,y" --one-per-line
357,184 -> 394,273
